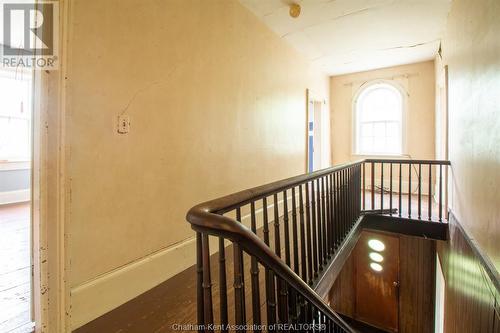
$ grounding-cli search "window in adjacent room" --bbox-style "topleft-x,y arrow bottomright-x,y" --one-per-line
0,68 -> 33,333
0,70 -> 32,162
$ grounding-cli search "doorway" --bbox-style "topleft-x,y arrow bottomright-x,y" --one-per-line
354,231 -> 400,332
435,254 -> 445,333
0,68 -> 34,332
435,64 -> 449,213
306,89 -> 330,173
307,99 -> 321,173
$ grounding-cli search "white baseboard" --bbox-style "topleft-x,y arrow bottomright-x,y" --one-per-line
70,237 -> 197,329
70,194 -> 298,329
0,189 -> 30,205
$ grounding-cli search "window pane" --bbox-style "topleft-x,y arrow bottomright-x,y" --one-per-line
386,122 -> 399,137
0,118 -> 30,160
373,137 -> 385,153
359,84 -> 402,122
386,138 -> 399,153
361,123 -> 373,137
374,122 -> 384,135
356,83 -> 403,155
0,77 -> 30,118
0,71 -> 32,161
360,136 -> 373,153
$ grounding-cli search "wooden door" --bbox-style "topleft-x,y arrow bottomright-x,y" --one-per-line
355,231 -> 400,332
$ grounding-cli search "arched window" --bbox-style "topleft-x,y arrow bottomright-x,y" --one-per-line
354,82 -> 405,155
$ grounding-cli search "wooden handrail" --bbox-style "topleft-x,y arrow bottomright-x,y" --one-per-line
361,158 -> 450,221
364,158 -> 451,165
187,161 -> 363,332
186,158 -> 450,332
192,160 -> 364,215
188,209 -> 353,331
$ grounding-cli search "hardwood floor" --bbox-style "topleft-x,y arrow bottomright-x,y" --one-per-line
76,229 -> 285,332
0,202 -> 32,333
75,193 -> 441,333
75,260 -> 199,333
363,190 -> 444,221
76,208 -> 317,333
75,243 -> 249,333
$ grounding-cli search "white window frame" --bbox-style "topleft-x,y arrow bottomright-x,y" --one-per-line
352,80 -> 407,156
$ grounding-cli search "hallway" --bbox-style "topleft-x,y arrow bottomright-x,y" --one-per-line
7,0 -> 497,331
0,203 -> 31,333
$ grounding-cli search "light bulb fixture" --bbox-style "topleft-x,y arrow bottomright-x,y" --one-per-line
289,3 -> 301,18
370,263 -> 383,272
368,239 -> 385,252
369,252 -> 384,262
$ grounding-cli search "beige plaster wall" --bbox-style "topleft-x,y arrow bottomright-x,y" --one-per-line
441,0 -> 500,270
64,0 -> 329,326
330,61 -> 436,164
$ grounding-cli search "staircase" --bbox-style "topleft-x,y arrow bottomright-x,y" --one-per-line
186,159 -> 450,332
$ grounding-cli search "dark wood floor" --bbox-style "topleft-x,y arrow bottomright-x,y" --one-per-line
75,241 -> 271,333
76,209 -> 320,333
76,258 -> 198,333
75,193 -> 443,333
0,202 -> 32,333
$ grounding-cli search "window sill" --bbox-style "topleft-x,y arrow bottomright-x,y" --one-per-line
0,161 -> 30,171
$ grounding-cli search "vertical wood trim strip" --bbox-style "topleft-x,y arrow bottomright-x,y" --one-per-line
196,233 -> 204,333
218,237 -> 228,331
201,234 -> 214,330
249,202 -> 261,330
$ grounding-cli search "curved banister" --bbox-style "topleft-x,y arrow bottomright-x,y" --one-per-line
187,207 -> 354,331
186,158 -> 450,332
187,161 -> 363,332
192,160 -> 364,215
364,158 -> 451,165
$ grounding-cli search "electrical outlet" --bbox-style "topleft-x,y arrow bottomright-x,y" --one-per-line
117,115 -> 130,134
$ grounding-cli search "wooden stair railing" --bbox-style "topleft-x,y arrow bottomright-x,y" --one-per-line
186,158 -> 450,332
361,159 -> 451,221
187,161 -> 362,332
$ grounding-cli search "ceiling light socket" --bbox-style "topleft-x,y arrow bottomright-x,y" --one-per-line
289,3 -> 301,18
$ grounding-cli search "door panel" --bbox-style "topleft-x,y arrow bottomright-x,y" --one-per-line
355,231 -> 399,332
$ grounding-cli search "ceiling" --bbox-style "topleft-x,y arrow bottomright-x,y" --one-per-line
239,0 -> 452,76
